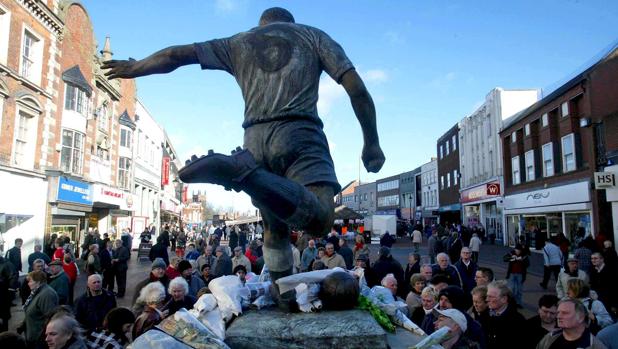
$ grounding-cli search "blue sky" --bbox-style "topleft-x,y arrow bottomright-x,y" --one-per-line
82,0 -> 618,212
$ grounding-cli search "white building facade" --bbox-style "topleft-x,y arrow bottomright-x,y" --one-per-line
458,87 -> 539,243
418,158 -> 439,226
132,100 -> 163,236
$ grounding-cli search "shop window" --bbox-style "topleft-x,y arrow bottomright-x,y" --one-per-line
564,212 -> 591,243
542,143 -> 554,177
511,156 -> 521,185
60,129 -> 85,175
525,150 -> 535,182
118,156 -> 132,190
20,28 -> 43,85
561,102 -> 569,117
0,213 -> 34,239
65,84 -> 90,116
561,133 -> 576,172
120,128 -> 132,149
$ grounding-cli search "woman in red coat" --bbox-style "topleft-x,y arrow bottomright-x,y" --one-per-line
62,252 -> 78,305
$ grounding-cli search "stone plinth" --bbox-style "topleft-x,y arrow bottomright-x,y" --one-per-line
225,309 -> 388,349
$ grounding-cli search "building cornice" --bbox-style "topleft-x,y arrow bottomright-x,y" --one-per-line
18,0 -> 64,36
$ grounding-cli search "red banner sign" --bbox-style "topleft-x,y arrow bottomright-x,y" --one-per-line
161,157 -> 170,186
461,181 -> 501,203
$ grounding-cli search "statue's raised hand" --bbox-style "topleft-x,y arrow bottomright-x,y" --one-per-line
362,143 -> 385,173
102,58 -> 138,80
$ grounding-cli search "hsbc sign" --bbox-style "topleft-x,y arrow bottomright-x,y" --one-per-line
461,181 -> 501,203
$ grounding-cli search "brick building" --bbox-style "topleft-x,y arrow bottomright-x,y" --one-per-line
501,45 -> 618,248
436,123 -> 461,224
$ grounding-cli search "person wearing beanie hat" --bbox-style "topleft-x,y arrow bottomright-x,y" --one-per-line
132,257 -> 170,304
151,257 -> 167,271
439,285 -> 466,311
178,259 -> 204,298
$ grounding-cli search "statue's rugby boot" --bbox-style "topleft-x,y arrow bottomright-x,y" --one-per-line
179,147 -> 257,191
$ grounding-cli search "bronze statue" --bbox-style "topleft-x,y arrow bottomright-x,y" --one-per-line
103,7 -> 384,305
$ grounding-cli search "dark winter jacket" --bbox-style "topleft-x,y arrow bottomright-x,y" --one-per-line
372,255 -> 406,298
167,295 -> 197,316
132,274 -> 170,304
48,271 -> 70,305
454,259 -> 478,294
485,304 -> 528,349
149,242 -> 169,266
432,264 -> 463,288
74,289 -> 117,332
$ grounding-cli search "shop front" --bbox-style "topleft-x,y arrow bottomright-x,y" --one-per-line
461,180 -> 503,243
0,169 -> 48,266
437,203 -> 462,225
504,181 -> 592,249
48,176 -> 93,256
91,183 -> 135,240
161,196 -> 181,227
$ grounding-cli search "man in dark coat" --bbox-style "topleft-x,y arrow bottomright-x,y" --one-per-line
372,247 -> 405,298
27,244 -> 50,272
160,226 -> 171,248
338,238 -> 354,269
228,228 -> 239,251
6,238 -> 22,293
213,246 -> 233,277
454,247 -> 477,297
485,281 -> 527,349
47,260 -> 70,305
100,240 -> 114,292
112,239 -> 130,297
149,236 -> 170,266
74,274 -> 117,333
0,256 -> 15,331
132,258 -> 170,304
432,253 -> 463,288
379,231 -> 395,248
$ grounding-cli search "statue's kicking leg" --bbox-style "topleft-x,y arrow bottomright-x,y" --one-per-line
180,149 -> 335,273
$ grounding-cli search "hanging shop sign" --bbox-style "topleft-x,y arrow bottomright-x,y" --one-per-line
162,157 -> 170,186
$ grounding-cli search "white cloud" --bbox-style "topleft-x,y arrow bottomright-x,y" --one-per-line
188,183 -> 255,213
362,69 -> 389,84
214,0 -> 247,14
317,76 -> 346,118
430,72 -> 457,90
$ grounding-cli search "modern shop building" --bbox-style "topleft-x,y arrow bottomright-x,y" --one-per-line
501,45 -> 618,248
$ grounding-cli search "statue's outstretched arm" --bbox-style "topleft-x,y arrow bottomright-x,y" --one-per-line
341,69 -> 385,173
101,44 -> 199,80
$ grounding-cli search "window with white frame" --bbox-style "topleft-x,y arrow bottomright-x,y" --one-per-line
445,141 -> 450,155
13,110 -> 37,168
60,129 -> 84,175
97,103 -> 109,132
0,5 -> 10,65
525,150 -> 535,182
511,156 -> 521,185
452,135 -> 457,151
120,128 -> 132,149
453,169 -> 458,185
118,157 -> 132,190
562,133 -> 576,172
525,124 -> 531,136
65,84 -> 89,116
447,173 -> 451,187
20,28 -> 43,85
377,194 -> 399,207
542,113 -> 548,127
561,102 -> 569,117
440,176 -> 444,189
542,142 -> 554,177
511,131 -> 517,143
439,145 -> 443,159
377,179 -> 399,192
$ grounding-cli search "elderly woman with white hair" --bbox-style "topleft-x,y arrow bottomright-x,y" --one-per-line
167,277 -> 197,316
45,314 -> 87,349
132,282 -> 168,339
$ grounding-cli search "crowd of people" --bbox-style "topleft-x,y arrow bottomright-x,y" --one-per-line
1,220 -> 618,348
